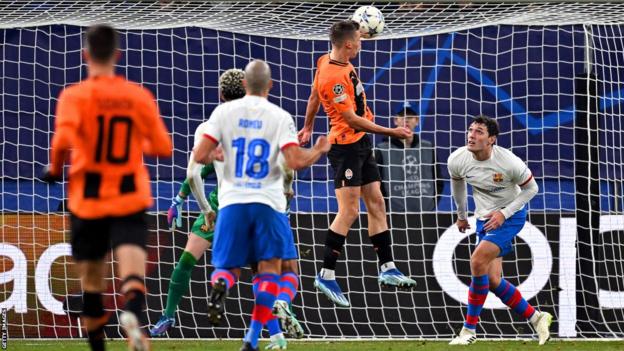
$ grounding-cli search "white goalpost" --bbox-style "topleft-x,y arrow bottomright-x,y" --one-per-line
2,0 -> 624,340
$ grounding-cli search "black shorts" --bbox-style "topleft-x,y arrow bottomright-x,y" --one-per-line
327,134 -> 381,189
70,211 -> 149,261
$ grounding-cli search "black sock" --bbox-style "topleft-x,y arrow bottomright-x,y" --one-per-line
322,229 -> 346,270
124,288 -> 145,320
87,325 -> 106,351
370,230 -> 393,266
121,275 -> 146,323
82,291 -> 106,351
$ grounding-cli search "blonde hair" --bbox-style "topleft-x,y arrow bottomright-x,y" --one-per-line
219,68 -> 245,101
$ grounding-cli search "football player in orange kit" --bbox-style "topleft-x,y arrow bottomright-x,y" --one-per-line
298,20 -> 416,307
42,24 -> 172,351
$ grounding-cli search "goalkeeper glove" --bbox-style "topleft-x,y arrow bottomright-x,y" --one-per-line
167,195 -> 185,230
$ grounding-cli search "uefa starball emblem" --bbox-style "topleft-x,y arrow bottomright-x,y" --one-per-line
345,168 -> 353,180
404,155 -> 419,176
333,83 -> 345,95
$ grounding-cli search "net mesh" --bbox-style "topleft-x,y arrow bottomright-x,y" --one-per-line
2,0 -> 624,340
1,1 -> 624,38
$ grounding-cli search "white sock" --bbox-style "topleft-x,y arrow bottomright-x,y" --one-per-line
270,332 -> 284,342
462,327 -> 476,335
380,261 -> 396,272
320,268 -> 335,280
529,311 -> 541,325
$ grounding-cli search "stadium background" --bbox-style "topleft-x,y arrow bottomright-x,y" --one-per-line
8,24 -> 620,213
2,24 -> 624,339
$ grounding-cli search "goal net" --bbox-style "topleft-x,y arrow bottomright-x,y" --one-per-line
2,0 -> 624,340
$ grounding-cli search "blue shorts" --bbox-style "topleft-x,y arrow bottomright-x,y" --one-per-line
211,203 -> 298,269
476,207 -> 527,257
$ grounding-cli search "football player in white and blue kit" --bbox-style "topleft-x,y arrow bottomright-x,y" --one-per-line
447,116 -> 553,346
193,60 -> 330,351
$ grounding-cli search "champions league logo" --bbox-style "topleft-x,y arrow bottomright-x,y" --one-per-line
333,84 -> 345,95
404,155 -> 420,178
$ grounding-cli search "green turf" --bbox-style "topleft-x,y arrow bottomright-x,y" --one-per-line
8,340 -> 624,351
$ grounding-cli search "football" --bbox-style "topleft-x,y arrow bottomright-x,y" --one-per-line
352,6 -> 385,39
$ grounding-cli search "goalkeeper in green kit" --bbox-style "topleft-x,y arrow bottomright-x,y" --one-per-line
150,69 -> 304,346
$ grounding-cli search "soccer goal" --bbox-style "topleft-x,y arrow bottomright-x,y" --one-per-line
2,0 -> 624,340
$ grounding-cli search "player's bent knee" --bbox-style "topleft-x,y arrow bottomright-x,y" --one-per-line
78,261 -> 105,289
281,259 -> 299,274
368,200 -> 386,220
488,274 -> 502,289
362,182 -> 384,203
341,205 -> 360,222
470,255 -> 490,275
81,279 -> 104,293
374,195 -> 386,211
257,258 -> 281,275
81,273 -> 104,290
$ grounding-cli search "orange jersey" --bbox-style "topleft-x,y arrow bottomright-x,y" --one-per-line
50,75 -> 172,219
313,53 -> 374,144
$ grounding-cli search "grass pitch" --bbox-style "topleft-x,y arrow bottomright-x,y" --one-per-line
8,340 -> 624,351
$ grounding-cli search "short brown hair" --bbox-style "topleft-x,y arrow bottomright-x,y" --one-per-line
471,115 -> 499,137
85,24 -> 118,63
330,20 -> 360,46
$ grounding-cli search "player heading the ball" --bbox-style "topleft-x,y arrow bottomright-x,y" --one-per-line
298,20 -> 416,308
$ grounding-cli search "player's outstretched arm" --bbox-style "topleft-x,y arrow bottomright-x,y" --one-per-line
298,87 -> 321,145
282,135 -> 331,170
341,110 -> 412,139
